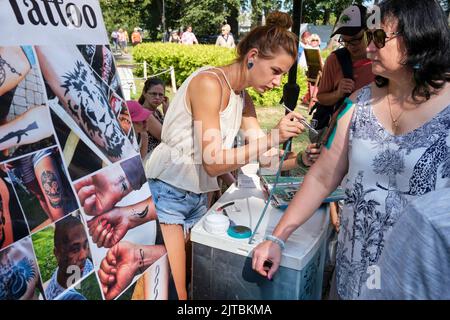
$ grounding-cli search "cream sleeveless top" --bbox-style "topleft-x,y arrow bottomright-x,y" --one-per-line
145,66 -> 244,193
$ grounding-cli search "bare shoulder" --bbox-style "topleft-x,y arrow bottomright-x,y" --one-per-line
189,71 -> 222,94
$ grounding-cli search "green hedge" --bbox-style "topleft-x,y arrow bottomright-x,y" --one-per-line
132,43 -> 308,107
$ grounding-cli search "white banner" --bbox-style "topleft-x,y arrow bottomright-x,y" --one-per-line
0,0 -> 108,46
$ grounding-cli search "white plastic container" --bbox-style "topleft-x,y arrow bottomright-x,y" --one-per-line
190,183 -> 330,300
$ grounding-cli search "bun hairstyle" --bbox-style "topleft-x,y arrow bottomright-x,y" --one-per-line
265,11 -> 293,29
236,11 -> 298,62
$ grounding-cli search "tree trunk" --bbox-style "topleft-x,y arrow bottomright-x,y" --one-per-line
227,4 -> 239,39
323,8 -> 330,25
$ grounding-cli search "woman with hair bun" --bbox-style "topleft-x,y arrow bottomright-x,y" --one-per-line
146,11 -> 311,300
253,0 -> 450,300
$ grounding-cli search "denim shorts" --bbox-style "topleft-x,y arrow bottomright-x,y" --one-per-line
148,179 -> 208,234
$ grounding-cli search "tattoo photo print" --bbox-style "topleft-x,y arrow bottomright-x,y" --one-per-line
35,45 -> 137,165
0,46 -> 56,162
0,237 -> 42,300
0,171 -> 29,251
6,147 -> 79,233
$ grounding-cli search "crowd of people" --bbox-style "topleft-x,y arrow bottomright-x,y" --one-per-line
117,0 -> 449,301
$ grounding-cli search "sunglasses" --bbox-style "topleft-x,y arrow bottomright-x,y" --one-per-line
365,29 -> 401,49
338,34 -> 365,47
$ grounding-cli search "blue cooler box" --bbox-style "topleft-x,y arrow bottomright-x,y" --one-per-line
190,184 -> 330,300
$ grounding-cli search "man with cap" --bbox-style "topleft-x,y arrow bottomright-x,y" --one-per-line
125,101 -> 152,158
316,4 -> 375,108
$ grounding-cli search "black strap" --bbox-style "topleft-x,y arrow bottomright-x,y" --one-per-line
334,47 -> 354,84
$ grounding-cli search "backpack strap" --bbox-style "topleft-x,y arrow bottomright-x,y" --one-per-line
334,47 -> 354,81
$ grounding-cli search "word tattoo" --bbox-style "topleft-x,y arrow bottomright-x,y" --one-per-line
0,54 -> 23,87
41,170 -> 62,208
61,60 -> 127,159
0,257 -> 36,300
0,122 -> 38,145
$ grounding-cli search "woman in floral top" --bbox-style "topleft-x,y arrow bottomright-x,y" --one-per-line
253,0 -> 450,299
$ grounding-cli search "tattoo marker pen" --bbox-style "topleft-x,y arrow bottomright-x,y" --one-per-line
282,104 -> 319,136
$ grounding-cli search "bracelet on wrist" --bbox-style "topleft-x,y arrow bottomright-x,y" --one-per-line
264,234 -> 286,250
296,152 -> 309,169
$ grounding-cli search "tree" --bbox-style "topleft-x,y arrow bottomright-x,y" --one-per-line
178,0 -> 242,39
100,0 -> 151,35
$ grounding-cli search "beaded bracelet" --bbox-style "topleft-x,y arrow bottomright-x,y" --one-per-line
296,151 -> 310,170
264,234 -> 286,250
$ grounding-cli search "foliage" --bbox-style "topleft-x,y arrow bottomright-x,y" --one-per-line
31,227 -> 56,283
133,43 -> 236,86
133,43 -> 310,107
179,0 -> 241,37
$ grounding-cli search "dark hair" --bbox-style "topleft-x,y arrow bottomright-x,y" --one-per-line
54,215 -> 83,250
375,0 -> 450,102
237,11 -> 298,62
138,78 -> 165,105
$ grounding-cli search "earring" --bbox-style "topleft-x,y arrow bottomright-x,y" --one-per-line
247,60 -> 254,70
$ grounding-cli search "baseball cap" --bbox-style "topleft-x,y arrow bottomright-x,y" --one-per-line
126,100 -> 151,122
331,5 -> 367,38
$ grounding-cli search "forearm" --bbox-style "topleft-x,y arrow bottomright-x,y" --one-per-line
0,47 -> 30,96
127,197 -> 157,228
0,106 -> 53,150
271,177 -> 330,241
203,133 -> 275,177
35,46 -> 134,161
317,90 -> 341,106
271,168 -> 343,241
137,244 -> 167,273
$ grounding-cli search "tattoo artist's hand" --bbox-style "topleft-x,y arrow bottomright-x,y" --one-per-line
302,143 -> 322,166
273,112 -> 306,144
74,166 -> 131,216
98,241 -> 139,300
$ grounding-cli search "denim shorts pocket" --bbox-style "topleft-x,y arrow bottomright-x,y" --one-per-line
157,181 -> 188,202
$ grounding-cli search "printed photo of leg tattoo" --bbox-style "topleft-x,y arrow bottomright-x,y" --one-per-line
35,46 -> 136,162
40,171 -> 62,209
0,47 -> 31,96
0,105 -> 53,153
0,237 -> 41,300
35,154 -> 64,221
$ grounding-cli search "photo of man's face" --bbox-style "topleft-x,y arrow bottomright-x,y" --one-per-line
55,222 -> 90,275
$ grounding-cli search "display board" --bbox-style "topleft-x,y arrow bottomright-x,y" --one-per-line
0,0 -> 168,300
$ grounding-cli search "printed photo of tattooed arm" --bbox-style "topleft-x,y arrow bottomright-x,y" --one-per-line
0,47 -> 30,97
1,47 -> 54,157
0,176 -> 13,249
74,156 -> 146,216
97,241 -> 166,300
35,46 -> 136,162
86,196 -> 157,248
0,238 -> 43,300
0,106 -> 53,155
